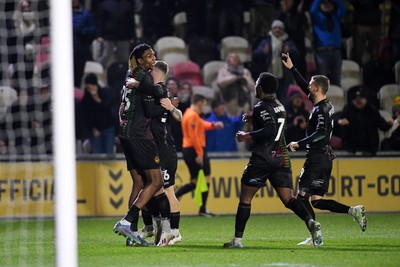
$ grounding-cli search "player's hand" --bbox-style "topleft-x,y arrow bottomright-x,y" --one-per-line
287,142 -> 299,152
338,118 -> 350,126
171,97 -> 179,108
387,118 -> 394,126
242,112 -> 252,122
281,53 -> 294,69
236,131 -> 250,142
160,98 -> 174,111
195,155 -> 203,166
126,78 -> 139,89
213,121 -> 224,129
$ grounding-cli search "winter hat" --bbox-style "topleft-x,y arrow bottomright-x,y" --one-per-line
288,90 -> 302,101
84,73 -> 98,85
271,20 -> 285,30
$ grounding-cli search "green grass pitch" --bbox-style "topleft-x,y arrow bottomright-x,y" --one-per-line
1,213 -> 399,266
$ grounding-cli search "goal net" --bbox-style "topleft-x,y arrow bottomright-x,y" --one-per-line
0,0 -> 76,266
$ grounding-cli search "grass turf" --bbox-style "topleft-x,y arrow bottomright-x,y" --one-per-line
1,213 -> 399,266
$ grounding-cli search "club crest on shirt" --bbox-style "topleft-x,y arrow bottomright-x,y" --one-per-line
154,155 -> 160,164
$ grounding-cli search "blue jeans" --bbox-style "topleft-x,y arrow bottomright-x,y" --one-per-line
315,48 -> 342,86
90,126 -> 115,154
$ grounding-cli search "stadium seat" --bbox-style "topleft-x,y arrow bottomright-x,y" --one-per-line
173,12 -> 187,39
154,36 -> 187,59
341,77 -> 362,94
341,59 -> 362,88
220,36 -> 251,63
202,60 -> 225,86
82,61 -> 107,87
171,60 -> 203,86
378,109 -> 393,147
327,85 -> 345,112
378,84 -> 400,113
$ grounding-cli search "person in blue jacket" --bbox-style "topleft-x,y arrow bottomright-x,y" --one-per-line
206,99 -> 244,152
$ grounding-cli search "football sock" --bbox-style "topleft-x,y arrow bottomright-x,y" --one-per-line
200,183 -> 210,212
286,198 -> 313,225
147,196 -> 160,217
154,193 -> 171,219
311,199 -> 350,213
175,182 -> 196,198
170,212 -> 180,229
297,195 -> 315,220
235,202 -> 251,238
125,205 -> 140,232
141,208 -> 153,226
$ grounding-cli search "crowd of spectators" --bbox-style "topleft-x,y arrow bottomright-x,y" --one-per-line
1,0 -> 400,156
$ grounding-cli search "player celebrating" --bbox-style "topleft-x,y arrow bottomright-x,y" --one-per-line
114,44 -> 173,246
223,72 -> 322,248
137,60 -> 183,245
282,53 -> 367,246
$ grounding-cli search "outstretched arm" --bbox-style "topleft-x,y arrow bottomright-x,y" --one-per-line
282,53 -> 309,95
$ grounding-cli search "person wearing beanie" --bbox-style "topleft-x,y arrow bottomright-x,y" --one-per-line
223,72 -> 322,248
337,85 -> 393,154
282,52 -> 368,246
81,72 -> 115,154
253,19 -> 298,105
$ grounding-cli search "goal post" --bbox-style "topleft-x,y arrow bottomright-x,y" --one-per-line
50,0 -> 78,266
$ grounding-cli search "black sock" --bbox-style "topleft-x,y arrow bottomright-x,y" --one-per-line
124,205 -> 140,232
142,208 -> 153,226
235,203 -> 251,238
154,193 -> 170,219
286,198 -> 313,227
312,199 -> 350,213
147,197 -> 160,217
170,212 -> 180,229
200,183 -> 210,212
297,195 -> 315,220
175,182 -> 196,198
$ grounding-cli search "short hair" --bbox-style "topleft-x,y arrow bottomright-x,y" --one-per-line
312,75 -> 330,94
154,61 -> 169,75
130,43 -> 152,62
258,72 -> 278,94
211,99 -> 224,109
191,94 -> 206,104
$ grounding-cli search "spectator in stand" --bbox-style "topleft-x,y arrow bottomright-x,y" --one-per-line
72,0 -> 97,87
278,0 -> 309,78
217,52 -> 255,117
252,20 -> 297,104
81,73 -> 115,154
310,0 -> 346,86
30,84 -> 52,154
206,99 -> 244,152
177,81 -> 192,113
349,0 -> 383,66
95,0 -> 135,67
389,0 -> 400,65
140,0 -> 176,44
249,0 -> 277,45
336,86 -> 393,155
166,77 -> 180,97
11,0 -> 38,89
214,0 -> 245,41
285,90 -> 310,150
381,96 -> 400,151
